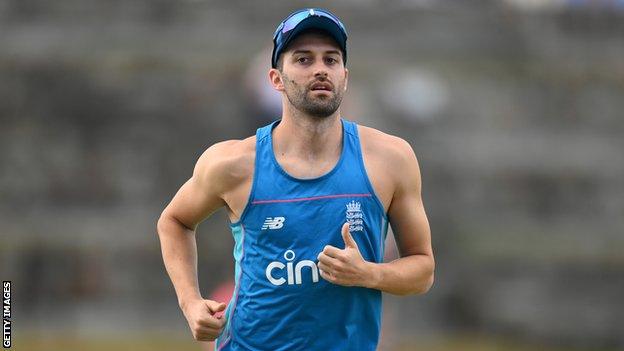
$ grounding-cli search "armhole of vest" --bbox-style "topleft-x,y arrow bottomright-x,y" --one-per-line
351,122 -> 389,221
229,132 -> 262,228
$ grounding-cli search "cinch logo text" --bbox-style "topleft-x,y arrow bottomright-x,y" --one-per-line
265,250 -> 319,286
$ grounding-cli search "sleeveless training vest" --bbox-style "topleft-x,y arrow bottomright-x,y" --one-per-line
215,118 -> 389,351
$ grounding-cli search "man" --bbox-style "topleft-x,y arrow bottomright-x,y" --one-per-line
157,8 -> 434,351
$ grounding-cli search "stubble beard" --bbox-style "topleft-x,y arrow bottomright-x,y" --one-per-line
282,73 -> 344,118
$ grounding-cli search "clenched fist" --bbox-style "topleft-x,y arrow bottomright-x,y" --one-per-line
181,298 -> 227,341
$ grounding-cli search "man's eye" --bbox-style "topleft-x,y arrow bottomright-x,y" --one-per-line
297,57 -> 309,63
326,58 -> 336,64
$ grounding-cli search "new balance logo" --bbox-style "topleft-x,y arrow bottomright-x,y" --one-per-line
262,217 -> 285,230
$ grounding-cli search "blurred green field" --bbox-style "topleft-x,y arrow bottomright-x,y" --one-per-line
396,336 -> 620,351
14,332 -> 619,351
14,332 -> 204,351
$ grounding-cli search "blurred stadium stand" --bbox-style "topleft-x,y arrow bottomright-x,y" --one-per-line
1,0 -> 623,350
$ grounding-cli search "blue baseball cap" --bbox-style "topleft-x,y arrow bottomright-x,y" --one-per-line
271,8 -> 348,69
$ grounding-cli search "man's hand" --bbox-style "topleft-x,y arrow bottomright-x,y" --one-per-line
181,298 -> 227,341
317,222 -> 378,288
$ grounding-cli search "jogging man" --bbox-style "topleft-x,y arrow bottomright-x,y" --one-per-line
157,8 -> 434,351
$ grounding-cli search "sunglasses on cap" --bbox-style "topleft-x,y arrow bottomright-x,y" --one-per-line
273,8 -> 347,41
271,8 -> 348,68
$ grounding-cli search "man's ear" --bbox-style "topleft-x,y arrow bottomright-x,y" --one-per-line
268,68 -> 285,92
343,67 -> 349,92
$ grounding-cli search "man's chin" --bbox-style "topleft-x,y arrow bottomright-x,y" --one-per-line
296,94 -> 342,117
304,106 -> 338,118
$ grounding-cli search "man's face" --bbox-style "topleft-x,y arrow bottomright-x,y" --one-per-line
275,32 -> 348,118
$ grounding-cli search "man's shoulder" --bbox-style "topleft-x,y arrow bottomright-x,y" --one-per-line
356,124 -> 421,195
194,135 -> 256,186
356,124 -> 416,162
206,135 -> 256,160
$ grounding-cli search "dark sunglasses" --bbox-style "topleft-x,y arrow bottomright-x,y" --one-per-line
273,8 -> 347,43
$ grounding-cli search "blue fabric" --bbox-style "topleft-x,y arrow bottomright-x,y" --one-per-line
215,118 -> 388,351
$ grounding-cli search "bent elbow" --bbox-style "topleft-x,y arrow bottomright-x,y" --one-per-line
394,270 -> 434,297
156,211 -> 179,237
420,271 -> 435,294
413,264 -> 435,295
156,211 -> 169,237
411,272 -> 434,295
157,211 -> 195,237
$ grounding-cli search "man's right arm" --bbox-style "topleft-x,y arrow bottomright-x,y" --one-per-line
156,141 -> 236,341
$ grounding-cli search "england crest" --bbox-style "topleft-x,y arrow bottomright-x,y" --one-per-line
345,200 -> 364,232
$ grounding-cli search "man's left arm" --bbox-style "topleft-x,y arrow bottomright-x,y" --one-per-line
317,138 -> 434,296
367,138 -> 434,295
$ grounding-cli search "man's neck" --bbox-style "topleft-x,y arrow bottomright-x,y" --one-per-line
273,108 -> 342,161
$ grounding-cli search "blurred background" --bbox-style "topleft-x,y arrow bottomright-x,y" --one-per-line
1,0 -> 623,350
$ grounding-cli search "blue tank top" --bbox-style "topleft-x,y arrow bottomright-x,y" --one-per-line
215,118 -> 389,351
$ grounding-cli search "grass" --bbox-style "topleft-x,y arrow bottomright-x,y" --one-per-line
13,332 -> 619,351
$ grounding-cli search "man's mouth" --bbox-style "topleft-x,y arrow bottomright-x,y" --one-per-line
310,82 -> 332,91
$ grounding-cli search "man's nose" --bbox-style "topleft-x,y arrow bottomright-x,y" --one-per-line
313,61 -> 329,78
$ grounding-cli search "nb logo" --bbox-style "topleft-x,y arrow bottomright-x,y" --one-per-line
265,250 -> 319,286
262,217 -> 285,230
